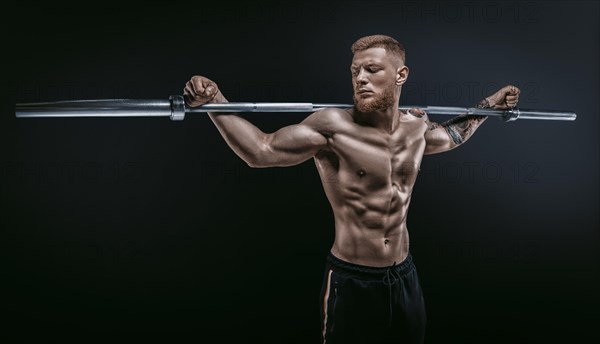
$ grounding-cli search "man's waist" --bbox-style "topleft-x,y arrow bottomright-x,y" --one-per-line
326,251 -> 415,279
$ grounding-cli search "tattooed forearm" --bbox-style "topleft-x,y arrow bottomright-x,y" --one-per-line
441,115 -> 487,144
441,98 -> 491,145
477,98 -> 491,109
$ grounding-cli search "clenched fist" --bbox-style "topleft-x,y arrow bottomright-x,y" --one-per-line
485,85 -> 520,109
183,76 -> 221,107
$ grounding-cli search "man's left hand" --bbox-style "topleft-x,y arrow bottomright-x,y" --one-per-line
485,85 -> 520,109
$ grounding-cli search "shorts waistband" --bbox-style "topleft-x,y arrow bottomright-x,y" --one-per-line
326,252 -> 415,279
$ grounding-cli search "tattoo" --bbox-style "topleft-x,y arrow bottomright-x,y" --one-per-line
442,98 -> 490,145
427,121 -> 440,131
444,119 -> 466,145
477,98 -> 491,109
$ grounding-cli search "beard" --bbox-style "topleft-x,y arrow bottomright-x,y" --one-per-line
353,83 -> 397,113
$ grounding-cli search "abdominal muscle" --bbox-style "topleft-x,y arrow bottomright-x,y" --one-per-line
329,184 -> 413,267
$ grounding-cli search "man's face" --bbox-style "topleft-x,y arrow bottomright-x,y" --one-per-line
351,47 -> 404,113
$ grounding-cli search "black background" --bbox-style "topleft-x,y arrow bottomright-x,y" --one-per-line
2,1 -> 598,343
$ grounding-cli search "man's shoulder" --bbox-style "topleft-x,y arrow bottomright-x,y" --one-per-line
405,108 -> 428,120
302,107 -> 354,132
320,107 -> 355,122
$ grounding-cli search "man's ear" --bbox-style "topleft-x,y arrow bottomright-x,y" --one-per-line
396,65 -> 409,86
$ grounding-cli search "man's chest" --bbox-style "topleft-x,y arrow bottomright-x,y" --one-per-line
323,124 -> 426,186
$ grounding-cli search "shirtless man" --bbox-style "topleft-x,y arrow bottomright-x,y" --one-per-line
183,35 -> 519,344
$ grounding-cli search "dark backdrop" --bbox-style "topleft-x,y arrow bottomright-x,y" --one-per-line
2,1 -> 598,343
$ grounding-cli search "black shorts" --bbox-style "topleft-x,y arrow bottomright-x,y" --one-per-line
320,252 -> 426,344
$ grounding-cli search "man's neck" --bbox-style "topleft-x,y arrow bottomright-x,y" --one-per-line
355,104 -> 401,133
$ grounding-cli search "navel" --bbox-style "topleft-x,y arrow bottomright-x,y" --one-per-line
357,169 -> 366,177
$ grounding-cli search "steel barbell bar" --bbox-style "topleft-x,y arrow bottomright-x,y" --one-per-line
15,95 -> 577,122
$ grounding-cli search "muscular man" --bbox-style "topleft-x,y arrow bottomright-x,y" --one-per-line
183,35 -> 519,344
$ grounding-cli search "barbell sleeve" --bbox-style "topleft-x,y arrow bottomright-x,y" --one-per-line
15,95 -> 577,122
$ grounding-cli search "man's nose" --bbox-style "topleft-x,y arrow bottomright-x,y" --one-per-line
356,69 -> 368,85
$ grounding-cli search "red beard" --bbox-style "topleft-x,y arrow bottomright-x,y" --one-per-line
353,83 -> 396,113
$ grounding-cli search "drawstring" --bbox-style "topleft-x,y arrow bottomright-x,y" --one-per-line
382,261 -> 401,327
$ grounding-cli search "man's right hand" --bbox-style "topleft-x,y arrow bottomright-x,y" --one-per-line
183,75 -> 221,107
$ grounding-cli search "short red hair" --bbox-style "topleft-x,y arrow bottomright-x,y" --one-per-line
351,35 -> 406,64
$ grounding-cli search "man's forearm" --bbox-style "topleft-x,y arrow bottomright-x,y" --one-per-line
441,98 -> 491,145
206,91 -> 268,166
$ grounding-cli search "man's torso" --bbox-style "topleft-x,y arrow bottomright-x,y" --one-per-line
313,108 -> 428,266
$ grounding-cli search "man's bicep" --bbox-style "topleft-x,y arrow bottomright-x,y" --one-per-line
255,108 -> 344,167
423,119 -> 455,155
256,113 -> 329,167
268,123 -> 328,156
